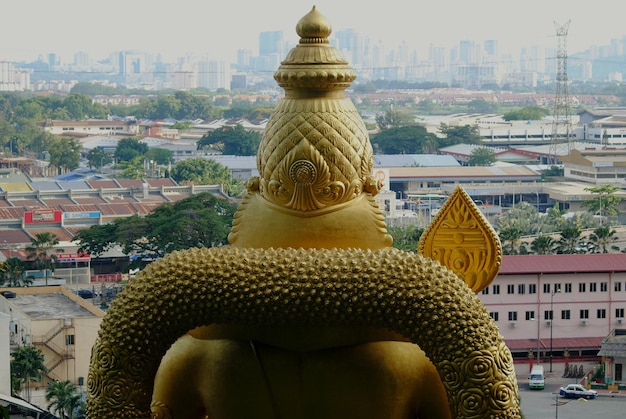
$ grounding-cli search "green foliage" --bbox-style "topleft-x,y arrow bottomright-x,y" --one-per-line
171,157 -> 232,185
370,125 -> 439,154
375,108 -> 416,130
0,257 -> 31,287
530,235 -> 555,255
145,148 -> 174,165
439,123 -> 481,146
388,225 -> 424,252
588,225 -> 619,253
46,380 -> 82,419
502,106 -> 550,121
499,226 -> 528,255
555,225 -> 584,254
73,193 -> 237,267
86,147 -> 113,169
466,99 -> 500,114
49,138 -> 81,174
582,184 -> 623,217
114,137 -> 149,162
26,232 -> 62,285
197,124 -> 261,156
74,223 -> 118,256
10,346 -> 47,402
468,147 -> 496,166
171,121 -> 193,130
540,165 -> 564,179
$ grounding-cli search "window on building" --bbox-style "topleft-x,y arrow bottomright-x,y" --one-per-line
554,283 -> 562,293
564,283 -> 572,293
508,312 -> 518,321
615,282 -> 622,292
579,283 -> 586,293
493,285 -> 500,295
616,308 -> 624,318
543,283 -> 551,293
601,282 -> 608,292
598,309 -> 607,319
580,309 -> 589,319
529,284 -> 536,294
525,311 -> 535,321
489,312 -> 499,321
518,284 -> 525,295
561,310 -> 570,320
590,283 -> 597,292
66,335 -> 75,345
481,288 -> 489,295
544,310 -> 553,320
507,284 -> 515,294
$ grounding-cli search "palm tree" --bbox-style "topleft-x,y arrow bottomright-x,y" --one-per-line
26,232 -> 62,286
530,235 -> 555,255
10,345 -> 47,402
46,380 -> 82,419
499,227 -> 527,255
588,225 -> 619,253
0,257 -> 31,287
555,225 -> 584,254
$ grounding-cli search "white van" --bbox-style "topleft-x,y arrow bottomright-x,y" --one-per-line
529,365 -> 545,390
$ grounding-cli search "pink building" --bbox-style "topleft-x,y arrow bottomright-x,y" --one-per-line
479,254 -> 626,375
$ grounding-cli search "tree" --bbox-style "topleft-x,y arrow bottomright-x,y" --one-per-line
0,257 -> 31,287
375,108 -> 415,130
171,157 -> 232,185
388,225 -> 423,252
499,226 -> 527,255
26,232 -> 62,286
46,380 -> 82,419
114,137 -> 149,163
197,124 -> 261,156
10,345 -> 47,402
73,193 -> 237,267
439,123 -> 481,146
49,138 -> 81,174
86,147 -> 113,170
582,184 -> 623,219
502,106 -> 550,121
370,125 -> 439,154
588,225 -> 619,253
530,235 -> 555,255
74,223 -> 118,257
145,148 -> 175,166
555,225 -> 584,254
468,147 -> 496,166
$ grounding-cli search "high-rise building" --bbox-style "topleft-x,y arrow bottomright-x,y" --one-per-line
197,60 -> 230,90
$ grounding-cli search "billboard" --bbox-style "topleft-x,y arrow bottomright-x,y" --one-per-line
24,209 -> 63,224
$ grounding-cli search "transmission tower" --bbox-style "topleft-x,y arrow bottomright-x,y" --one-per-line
548,20 -> 573,165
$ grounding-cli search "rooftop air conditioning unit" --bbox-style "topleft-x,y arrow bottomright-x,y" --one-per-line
618,318 -> 624,324
581,319 -> 589,326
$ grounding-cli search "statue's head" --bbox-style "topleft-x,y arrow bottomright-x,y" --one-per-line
228,6 -> 393,250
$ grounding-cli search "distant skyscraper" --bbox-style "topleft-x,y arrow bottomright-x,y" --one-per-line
484,40 -> 498,57
197,60 -> 230,90
73,51 -> 90,67
259,31 -> 284,57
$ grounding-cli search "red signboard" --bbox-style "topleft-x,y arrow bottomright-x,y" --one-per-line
24,209 -> 63,224
56,253 -> 91,262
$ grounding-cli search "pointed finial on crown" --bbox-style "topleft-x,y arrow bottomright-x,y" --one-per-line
274,6 -> 356,94
296,6 -> 332,41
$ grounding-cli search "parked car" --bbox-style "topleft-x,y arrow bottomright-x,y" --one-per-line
559,384 -> 598,399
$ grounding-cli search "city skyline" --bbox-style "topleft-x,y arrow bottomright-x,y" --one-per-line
3,0 -> 626,65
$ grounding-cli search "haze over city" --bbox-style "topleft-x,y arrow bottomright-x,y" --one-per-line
3,0 -> 626,64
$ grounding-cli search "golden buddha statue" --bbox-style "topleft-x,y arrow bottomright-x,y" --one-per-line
87,7 -> 520,419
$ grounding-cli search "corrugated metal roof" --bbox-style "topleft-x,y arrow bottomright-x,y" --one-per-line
499,254 -> 626,275
506,336 -> 603,351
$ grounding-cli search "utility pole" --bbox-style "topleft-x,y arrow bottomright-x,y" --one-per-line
548,20 -> 573,165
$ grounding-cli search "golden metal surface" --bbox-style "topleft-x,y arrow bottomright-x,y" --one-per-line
87,7 -> 519,419
418,186 -> 502,292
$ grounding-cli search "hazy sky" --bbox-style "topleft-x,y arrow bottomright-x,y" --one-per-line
3,0 -> 625,63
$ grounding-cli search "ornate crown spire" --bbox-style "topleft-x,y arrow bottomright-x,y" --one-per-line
228,7 -> 391,249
